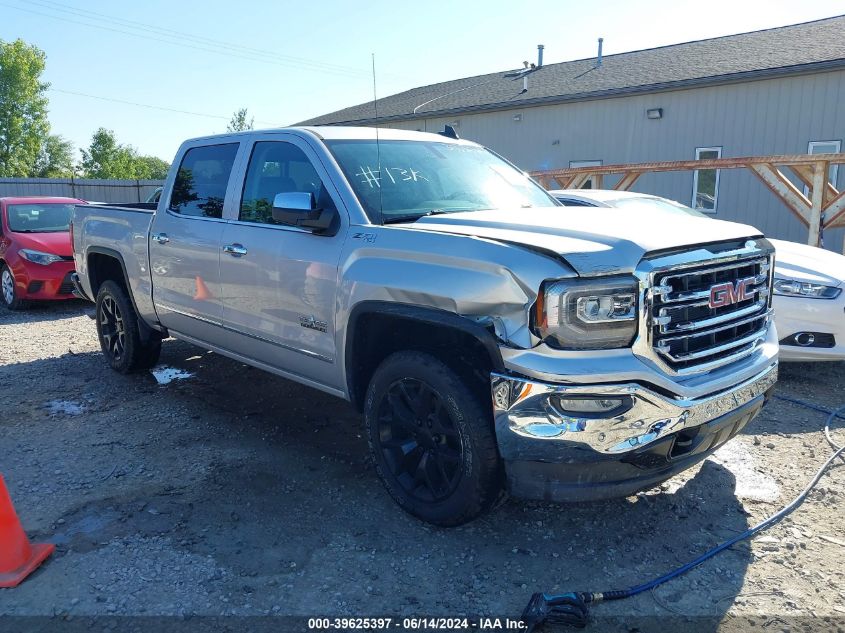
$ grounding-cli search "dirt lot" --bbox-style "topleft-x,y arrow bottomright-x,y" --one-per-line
1,301 -> 844,631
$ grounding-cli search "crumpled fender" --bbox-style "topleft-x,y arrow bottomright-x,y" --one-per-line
336,225 -> 574,352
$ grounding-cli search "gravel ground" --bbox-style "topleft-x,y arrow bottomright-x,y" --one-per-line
1,301 -> 844,631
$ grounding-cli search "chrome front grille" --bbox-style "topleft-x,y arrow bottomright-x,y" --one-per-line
651,256 -> 772,373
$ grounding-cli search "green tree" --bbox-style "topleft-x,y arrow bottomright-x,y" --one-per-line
0,39 -> 50,177
79,128 -> 169,179
32,134 -> 74,178
134,154 -> 170,180
227,107 -> 253,132
80,128 -> 135,178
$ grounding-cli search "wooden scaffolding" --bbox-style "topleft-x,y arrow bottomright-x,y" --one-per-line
530,153 -> 845,252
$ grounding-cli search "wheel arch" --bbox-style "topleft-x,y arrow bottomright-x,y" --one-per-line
86,247 -> 159,342
344,301 -> 505,412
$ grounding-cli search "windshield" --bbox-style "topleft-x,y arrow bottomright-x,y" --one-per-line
325,140 -> 558,223
610,196 -> 708,218
6,203 -> 75,233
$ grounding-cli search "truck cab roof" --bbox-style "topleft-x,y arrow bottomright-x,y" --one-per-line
181,125 -> 476,147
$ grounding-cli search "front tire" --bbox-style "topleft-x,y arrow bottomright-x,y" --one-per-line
1,264 -> 28,310
95,280 -> 161,373
364,351 -> 503,526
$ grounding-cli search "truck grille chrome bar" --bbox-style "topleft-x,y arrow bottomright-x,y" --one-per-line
650,254 -> 773,373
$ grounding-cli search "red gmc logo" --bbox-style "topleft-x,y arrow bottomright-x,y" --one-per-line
709,277 -> 756,308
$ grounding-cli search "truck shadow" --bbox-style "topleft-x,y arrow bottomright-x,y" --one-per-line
8,341 -> 750,631
167,341 -> 762,626
2,337 -> 758,626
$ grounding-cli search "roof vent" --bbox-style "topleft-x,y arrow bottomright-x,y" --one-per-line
597,37 -> 604,67
537,44 -> 544,68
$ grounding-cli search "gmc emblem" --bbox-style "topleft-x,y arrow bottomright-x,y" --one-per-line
709,277 -> 756,308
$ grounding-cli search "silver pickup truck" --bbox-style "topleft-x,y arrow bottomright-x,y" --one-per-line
71,127 -> 778,526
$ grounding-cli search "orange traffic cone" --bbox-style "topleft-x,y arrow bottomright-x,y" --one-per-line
193,276 -> 213,301
0,475 -> 54,588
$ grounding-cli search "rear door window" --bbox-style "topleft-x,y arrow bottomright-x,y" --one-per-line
169,143 -> 239,218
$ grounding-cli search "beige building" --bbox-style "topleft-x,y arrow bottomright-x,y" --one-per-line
303,17 -> 845,251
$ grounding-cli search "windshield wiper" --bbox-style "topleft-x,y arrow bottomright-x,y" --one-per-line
382,208 -> 482,225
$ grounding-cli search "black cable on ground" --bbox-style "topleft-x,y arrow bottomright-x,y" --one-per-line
521,402 -> 845,631
773,394 -> 845,422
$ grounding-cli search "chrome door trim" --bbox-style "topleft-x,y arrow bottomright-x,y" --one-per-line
155,302 -> 221,326
155,301 -> 333,364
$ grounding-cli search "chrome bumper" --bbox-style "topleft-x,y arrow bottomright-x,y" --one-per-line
491,361 -> 778,461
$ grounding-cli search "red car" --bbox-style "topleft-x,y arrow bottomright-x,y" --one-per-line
0,196 -> 85,310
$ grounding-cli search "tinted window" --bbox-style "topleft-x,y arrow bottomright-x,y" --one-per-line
7,203 -> 75,232
555,198 -> 594,207
240,141 -> 330,225
169,143 -> 238,218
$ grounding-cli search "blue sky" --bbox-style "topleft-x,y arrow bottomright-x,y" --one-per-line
2,0 -> 843,162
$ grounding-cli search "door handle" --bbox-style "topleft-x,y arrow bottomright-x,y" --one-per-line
151,233 -> 170,244
223,243 -> 248,257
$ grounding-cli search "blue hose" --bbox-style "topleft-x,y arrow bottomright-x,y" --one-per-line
522,402 -> 845,630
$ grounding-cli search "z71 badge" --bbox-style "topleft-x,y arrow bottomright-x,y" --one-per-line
299,315 -> 328,333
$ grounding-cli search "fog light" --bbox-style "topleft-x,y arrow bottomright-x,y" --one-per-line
550,395 -> 632,418
493,382 -> 511,409
794,332 -> 815,347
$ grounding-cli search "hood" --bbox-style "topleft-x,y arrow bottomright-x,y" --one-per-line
13,231 -> 72,258
409,207 -> 761,275
771,238 -> 845,287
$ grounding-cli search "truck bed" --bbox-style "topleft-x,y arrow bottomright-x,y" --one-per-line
71,202 -> 158,320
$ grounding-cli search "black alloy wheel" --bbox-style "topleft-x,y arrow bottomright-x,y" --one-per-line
364,351 -> 504,526
95,280 -> 162,373
377,377 -> 464,502
98,294 -> 126,363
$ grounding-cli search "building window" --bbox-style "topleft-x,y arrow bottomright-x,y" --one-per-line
570,160 -> 602,189
804,140 -> 841,196
692,147 -> 721,212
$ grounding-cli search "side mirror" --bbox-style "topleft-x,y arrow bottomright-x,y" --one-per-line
271,192 -> 336,234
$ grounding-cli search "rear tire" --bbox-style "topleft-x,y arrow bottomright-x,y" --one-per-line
1,264 -> 28,311
364,351 -> 503,526
95,280 -> 161,373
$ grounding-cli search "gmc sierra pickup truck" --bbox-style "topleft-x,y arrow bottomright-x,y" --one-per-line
71,127 -> 778,526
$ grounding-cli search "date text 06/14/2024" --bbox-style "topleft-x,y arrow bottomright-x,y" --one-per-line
306,617 -> 527,630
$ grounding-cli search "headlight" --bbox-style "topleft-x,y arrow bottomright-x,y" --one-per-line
18,249 -> 64,266
535,276 -> 639,349
773,278 -> 841,299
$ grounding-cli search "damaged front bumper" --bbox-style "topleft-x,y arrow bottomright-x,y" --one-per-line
490,361 -> 778,501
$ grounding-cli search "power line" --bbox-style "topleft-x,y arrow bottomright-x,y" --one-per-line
1,0 -> 372,79
48,87 -> 283,127
28,0 -> 368,76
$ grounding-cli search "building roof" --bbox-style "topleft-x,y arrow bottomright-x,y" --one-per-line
301,16 -> 845,126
